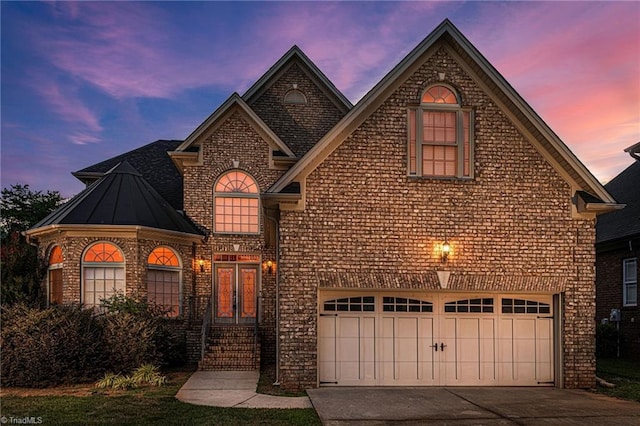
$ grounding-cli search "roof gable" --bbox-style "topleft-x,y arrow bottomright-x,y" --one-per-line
173,93 -> 295,158
242,45 -> 352,113
267,19 -> 617,208
597,158 -> 640,243
29,161 -> 203,237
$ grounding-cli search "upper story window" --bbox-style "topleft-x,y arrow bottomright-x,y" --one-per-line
48,245 -> 63,305
408,84 -> 473,178
147,246 -> 181,317
623,258 -> 637,306
82,242 -> 125,310
284,89 -> 307,105
214,170 -> 260,234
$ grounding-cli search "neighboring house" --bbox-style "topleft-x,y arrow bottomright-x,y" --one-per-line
26,20 -> 622,391
596,142 -> 640,359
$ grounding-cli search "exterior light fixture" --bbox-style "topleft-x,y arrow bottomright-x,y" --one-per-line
441,241 -> 451,263
198,258 -> 205,273
266,260 -> 274,274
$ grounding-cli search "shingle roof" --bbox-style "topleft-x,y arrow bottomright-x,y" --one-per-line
72,139 -> 184,210
596,160 -> 640,243
33,161 -> 202,236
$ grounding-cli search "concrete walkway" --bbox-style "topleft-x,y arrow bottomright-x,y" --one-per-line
175,370 -> 313,409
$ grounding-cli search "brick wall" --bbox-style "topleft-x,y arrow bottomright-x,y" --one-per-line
596,246 -> 640,359
277,47 -> 596,390
37,235 -> 195,312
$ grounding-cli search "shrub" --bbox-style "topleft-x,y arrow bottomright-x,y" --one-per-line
95,365 -> 166,390
0,304 -> 106,387
1,294 -> 186,387
101,312 -> 161,371
100,293 -> 186,370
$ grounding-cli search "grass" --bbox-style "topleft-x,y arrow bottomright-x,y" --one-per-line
0,369 -> 320,425
596,357 -> 640,403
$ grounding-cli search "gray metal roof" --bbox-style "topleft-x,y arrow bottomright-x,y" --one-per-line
72,139 -> 184,210
596,159 -> 640,243
32,161 -> 202,236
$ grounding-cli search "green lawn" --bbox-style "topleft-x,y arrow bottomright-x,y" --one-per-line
596,357 -> 640,403
0,370 -> 320,425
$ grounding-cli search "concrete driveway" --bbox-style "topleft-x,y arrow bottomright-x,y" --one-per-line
307,387 -> 640,425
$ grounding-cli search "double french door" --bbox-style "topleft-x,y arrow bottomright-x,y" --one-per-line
214,261 -> 259,325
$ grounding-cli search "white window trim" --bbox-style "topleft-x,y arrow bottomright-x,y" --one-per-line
623,257 -> 638,307
407,106 -> 474,179
81,242 -> 126,310
147,246 -> 183,317
213,170 -> 261,235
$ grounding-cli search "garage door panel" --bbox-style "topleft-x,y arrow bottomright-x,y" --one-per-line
318,316 -> 337,383
536,319 -> 554,383
319,293 -> 554,387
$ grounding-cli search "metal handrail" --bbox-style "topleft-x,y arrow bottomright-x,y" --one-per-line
200,296 -> 212,360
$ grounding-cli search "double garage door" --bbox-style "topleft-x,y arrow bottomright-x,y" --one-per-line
318,292 -> 554,386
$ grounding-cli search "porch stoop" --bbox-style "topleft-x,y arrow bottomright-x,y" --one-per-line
199,326 -> 261,371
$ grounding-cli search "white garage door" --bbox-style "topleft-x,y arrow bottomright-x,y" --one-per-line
318,292 -> 554,386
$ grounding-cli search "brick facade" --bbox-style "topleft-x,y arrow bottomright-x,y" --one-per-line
277,47 -> 597,390
31,22 -> 610,392
596,246 -> 640,359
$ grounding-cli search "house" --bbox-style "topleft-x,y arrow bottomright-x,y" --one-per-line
26,20 -> 622,390
596,142 -> 640,359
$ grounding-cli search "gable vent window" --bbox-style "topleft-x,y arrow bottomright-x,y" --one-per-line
408,84 -> 473,178
284,89 -> 307,105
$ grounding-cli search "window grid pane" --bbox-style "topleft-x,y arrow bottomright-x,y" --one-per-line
323,296 -> 375,312
215,197 -> 259,233
147,269 -> 180,317
148,246 -> 180,267
49,268 -> 63,304
83,266 -> 125,309
624,258 -> 638,306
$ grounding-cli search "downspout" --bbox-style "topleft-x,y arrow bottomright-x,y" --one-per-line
264,209 -> 280,386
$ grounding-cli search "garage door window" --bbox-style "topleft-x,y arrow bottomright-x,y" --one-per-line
324,296 -> 375,312
501,298 -> 550,314
445,298 -> 494,313
383,297 -> 433,312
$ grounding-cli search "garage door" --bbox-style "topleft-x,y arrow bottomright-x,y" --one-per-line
318,292 -> 554,386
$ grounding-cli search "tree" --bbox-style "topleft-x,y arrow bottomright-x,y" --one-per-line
1,184 -> 63,306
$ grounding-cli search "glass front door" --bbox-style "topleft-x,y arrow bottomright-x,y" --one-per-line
214,255 -> 259,325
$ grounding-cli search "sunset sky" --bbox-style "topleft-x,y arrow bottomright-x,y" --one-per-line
2,1 -> 639,198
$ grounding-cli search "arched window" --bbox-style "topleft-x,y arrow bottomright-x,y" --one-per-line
214,170 -> 260,234
48,245 -> 63,305
147,246 -> 181,317
82,242 -> 125,309
284,89 -> 307,105
408,84 -> 473,178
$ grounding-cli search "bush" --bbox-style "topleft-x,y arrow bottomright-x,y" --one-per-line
1,294 -> 187,387
0,304 -> 106,387
596,323 -> 620,358
100,293 -> 186,370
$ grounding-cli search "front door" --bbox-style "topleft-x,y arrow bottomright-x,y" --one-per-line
214,263 -> 258,325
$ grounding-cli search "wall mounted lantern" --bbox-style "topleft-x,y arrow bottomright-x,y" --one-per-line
265,260 -> 275,274
198,258 -> 205,273
441,241 -> 451,263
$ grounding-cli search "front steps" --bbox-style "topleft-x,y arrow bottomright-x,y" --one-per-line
199,326 -> 260,371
